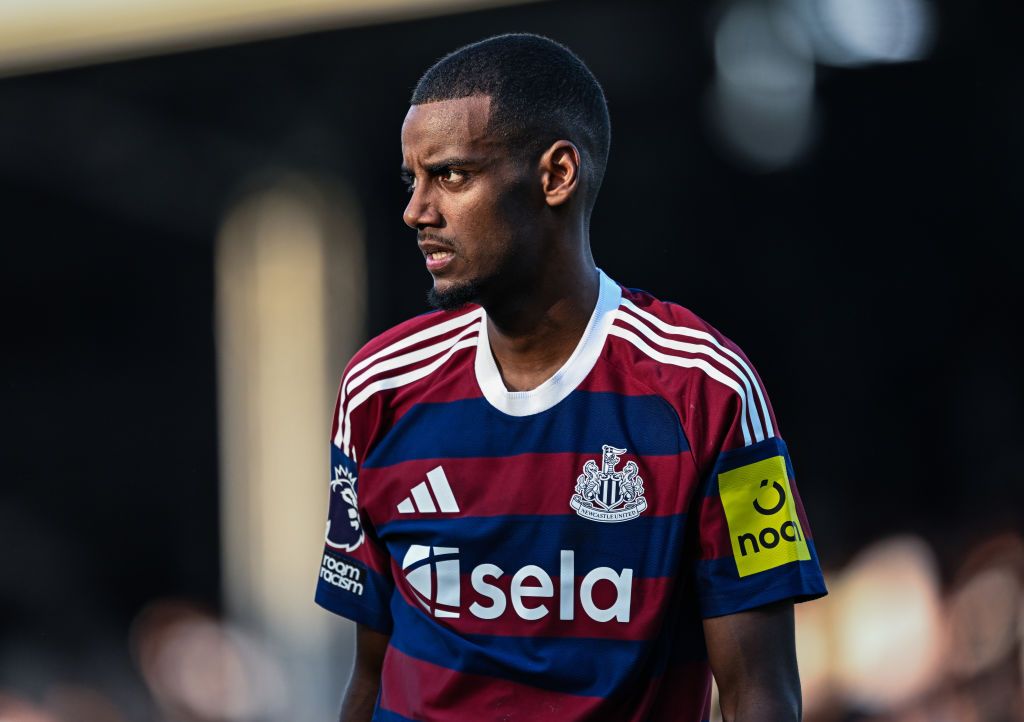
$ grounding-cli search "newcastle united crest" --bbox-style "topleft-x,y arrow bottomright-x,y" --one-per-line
570,445 -> 647,523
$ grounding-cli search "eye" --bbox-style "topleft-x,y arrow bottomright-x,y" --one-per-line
439,168 -> 467,184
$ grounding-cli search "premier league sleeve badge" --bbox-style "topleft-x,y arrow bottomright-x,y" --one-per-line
325,449 -> 365,553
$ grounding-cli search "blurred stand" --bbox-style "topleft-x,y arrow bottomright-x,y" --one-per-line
216,176 -> 365,720
0,0 -> 1020,720
707,0 -> 936,171
709,534 -> 1024,722
0,0 -> 543,78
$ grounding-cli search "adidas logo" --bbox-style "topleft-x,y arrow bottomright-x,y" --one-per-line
397,466 -> 460,514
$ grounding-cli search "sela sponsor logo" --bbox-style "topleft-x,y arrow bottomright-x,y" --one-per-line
325,461 -> 364,552
401,545 -> 633,623
397,466 -> 460,514
401,546 -> 461,618
718,454 -> 811,577
570,445 -> 648,523
320,552 -> 365,596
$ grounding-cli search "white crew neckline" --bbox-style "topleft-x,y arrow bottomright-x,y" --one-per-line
473,269 -> 622,417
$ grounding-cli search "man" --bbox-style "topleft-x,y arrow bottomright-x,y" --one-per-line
315,34 -> 826,721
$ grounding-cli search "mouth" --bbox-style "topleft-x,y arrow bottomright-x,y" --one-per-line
425,250 -> 455,271
418,238 -> 457,272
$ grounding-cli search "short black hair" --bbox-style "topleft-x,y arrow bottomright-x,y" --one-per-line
411,33 -> 611,213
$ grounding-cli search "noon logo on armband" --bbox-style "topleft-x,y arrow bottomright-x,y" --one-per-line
325,463 -> 364,552
717,455 -> 810,577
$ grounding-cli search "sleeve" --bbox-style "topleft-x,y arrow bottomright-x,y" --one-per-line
687,346 -> 827,619
313,391 -> 395,634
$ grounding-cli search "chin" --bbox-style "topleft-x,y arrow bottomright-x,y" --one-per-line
427,278 -> 482,311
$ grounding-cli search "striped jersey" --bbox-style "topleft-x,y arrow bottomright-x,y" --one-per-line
315,270 -> 827,721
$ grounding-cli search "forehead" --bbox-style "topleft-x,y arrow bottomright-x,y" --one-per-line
401,95 -> 495,160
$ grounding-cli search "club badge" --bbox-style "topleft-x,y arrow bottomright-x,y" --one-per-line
570,445 -> 647,523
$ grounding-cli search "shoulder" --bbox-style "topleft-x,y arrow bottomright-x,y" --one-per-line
617,287 -> 733,342
332,305 -> 485,458
608,286 -> 752,388
346,304 -> 484,375
606,285 -> 775,446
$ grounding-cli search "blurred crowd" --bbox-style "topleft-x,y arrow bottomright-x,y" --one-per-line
1,530 -> 1021,721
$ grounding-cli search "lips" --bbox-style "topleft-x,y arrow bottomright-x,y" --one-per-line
418,238 -> 456,272
425,251 -> 454,271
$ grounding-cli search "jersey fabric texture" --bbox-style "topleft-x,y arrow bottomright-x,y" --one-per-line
315,270 -> 827,722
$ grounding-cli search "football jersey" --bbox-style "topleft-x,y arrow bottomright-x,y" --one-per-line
315,270 -> 826,722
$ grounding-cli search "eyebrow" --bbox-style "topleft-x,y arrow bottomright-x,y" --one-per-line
400,157 -> 481,176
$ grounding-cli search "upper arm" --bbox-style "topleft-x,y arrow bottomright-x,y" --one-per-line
681,334 -> 827,618
314,443 -> 395,634
703,600 -> 801,722
339,624 -> 391,722
674,326 -> 821,719
354,622 -> 390,668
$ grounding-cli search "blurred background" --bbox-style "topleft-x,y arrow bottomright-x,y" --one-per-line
0,0 -> 1020,720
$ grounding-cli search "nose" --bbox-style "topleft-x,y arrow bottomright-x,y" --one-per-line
403,186 -> 443,230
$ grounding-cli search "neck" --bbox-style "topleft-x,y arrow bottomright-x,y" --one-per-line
481,243 -> 600,393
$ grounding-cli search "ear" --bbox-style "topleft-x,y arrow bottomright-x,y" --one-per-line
539,140 -> 582,208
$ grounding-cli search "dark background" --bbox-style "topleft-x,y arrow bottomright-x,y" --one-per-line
0,0 -> 1020,717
